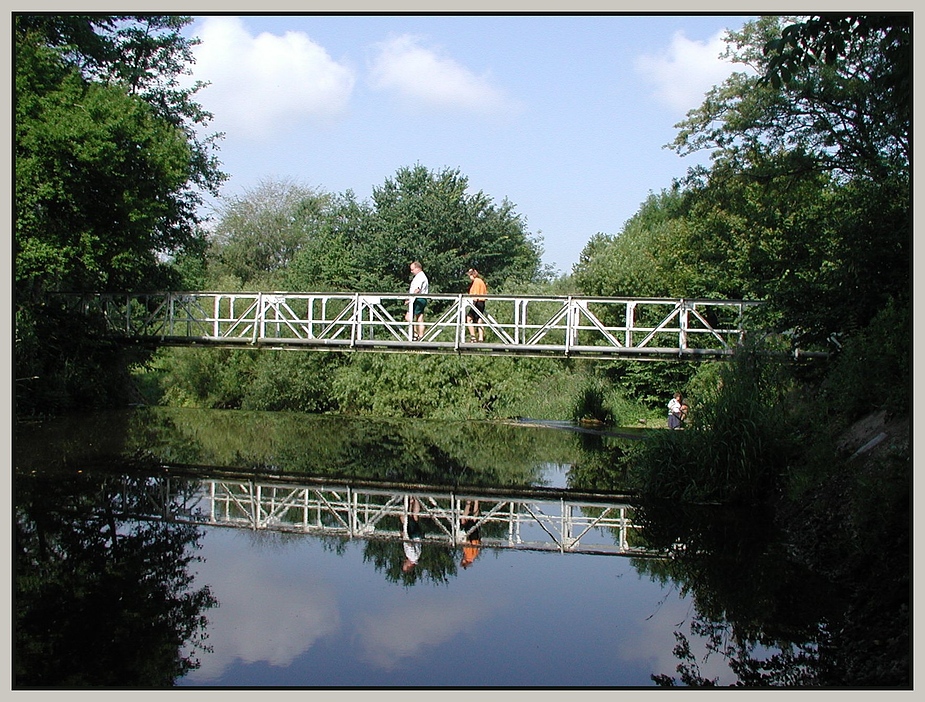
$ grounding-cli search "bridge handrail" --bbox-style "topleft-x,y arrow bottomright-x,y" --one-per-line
59,290 -> 783,360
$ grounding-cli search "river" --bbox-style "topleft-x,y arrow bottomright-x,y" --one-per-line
12,407 -> 885,688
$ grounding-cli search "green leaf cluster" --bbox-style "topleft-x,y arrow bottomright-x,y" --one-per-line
16,15 -> 225,298
15,15 -> 227,416
573,14 -> 909,406
205,165 -> 547,296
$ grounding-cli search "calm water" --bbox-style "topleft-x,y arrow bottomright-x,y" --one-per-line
175,527 -> 700,687
14,408 -> 816,688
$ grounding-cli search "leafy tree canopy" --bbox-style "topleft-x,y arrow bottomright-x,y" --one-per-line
15,14 -> 226,298
672,15 -> 909,182
362,164 -> 547,294
216,165 -> 548,295
576,15 -> 910,348
206,178 -> 331,290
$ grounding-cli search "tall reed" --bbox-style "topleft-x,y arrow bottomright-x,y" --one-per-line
626,346 -> 799,505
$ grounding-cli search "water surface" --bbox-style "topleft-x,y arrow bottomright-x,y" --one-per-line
12,408 -> 806,687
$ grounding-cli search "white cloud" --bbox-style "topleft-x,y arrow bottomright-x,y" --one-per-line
188,16 -> 355,140
368,34 -> 513,115
635,29 -> 745,115
182,533 -> 342,682
356,595 -> 492,670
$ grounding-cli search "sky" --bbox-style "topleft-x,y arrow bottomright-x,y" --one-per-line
180,14 -> 758,276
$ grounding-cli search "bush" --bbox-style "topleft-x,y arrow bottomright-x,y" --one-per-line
570,376 -> 614,424
817,298 -> 909,427
157,347 -> 257,409
626,346 -> 800,504
242,352 -> 342,413
15,302 -> 146,416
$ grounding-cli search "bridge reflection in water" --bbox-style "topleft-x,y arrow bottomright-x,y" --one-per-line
126,467 -> 663,558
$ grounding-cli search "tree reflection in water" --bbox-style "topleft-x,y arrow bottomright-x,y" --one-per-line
570,433 -> 910,689
14,408 -> 909,687
14,466 -> 217,687
629,501 -> 832,686
627,497 -> 906,687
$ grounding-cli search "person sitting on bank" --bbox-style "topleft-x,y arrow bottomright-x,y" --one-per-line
668,392 -> 685,430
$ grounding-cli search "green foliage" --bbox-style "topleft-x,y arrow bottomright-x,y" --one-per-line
568,374 -> 642,426
329,353 -> 554,420
15,301 -> 147,416
662,14 -> 909,347
17,49 -> 191,294
206,178 -> 331,289
761,15 -> 910,171
676,16 -> 908,181
816,298 -> 909,427
15,15 -> 224,298
573,189 -> 696,298
601,359 -> 699,412
239,351 -> 343,413
157,347 -> 257,409
15,15 -> 226,415
626,346 -> 800,504
152,344 -> 660,428
361,164 -> 545,293
217,165 -> 547,298
570,378 -> 611,424
284,190 -> 373,291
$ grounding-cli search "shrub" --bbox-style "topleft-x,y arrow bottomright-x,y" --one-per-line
627,345 -> 800,504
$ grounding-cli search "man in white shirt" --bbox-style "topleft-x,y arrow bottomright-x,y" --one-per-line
401,496 -> 423,573
406,261 -> 429,340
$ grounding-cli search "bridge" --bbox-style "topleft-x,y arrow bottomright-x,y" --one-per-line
113,465 -> 664,558
64,290 -> 792,360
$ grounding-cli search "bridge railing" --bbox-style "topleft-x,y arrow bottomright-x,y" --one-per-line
116,471 -> 663,557
66,291 -> 764,358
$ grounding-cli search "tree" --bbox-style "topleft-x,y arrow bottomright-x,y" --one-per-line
15,15 -> 227,414
206,177 -> 331,289
16,15 -> 226,297
572,189 -> 696,299
665,15 -> 910,346
762,14 -> 910,173
361,164 -> 546,294
284,190 -> 373,291
15,468 -> 217,686
672,15 -> 910,183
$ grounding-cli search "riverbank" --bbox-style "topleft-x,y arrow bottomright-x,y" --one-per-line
778,409 -> 910,686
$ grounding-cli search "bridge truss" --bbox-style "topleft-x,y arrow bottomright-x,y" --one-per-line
118,469 -> 663,558
70,290 -> 768,359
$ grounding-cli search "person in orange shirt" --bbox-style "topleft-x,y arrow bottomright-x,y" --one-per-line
466,268 -> 488,342
460,499 -> 481,569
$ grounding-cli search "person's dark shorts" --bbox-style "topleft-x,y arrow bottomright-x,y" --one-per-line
468,300 -> 486,321
406,515 -> 424,539
413,298 -> 427,316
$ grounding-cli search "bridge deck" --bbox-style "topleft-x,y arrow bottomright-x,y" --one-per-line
69,291 -> 769,359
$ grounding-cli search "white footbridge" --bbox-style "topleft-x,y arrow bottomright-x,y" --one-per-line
68,290 -> 782,359
118,467 -> 664,558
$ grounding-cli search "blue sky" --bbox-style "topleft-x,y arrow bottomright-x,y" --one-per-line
181,14 -> 757,276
